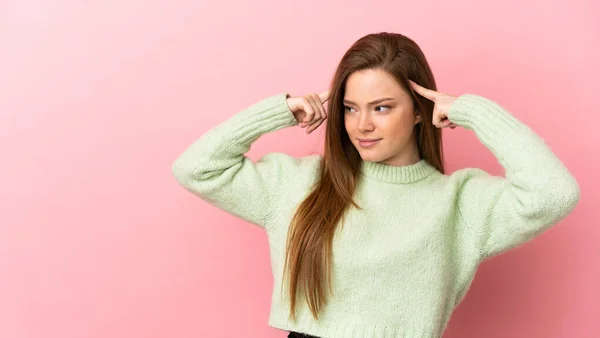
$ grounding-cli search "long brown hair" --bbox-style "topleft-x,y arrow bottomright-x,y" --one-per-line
281,32 -> 446,321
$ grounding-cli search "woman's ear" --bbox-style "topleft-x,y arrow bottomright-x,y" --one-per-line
414,110 -> 422,125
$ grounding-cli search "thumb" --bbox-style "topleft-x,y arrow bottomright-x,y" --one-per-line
318,90 -> 330,103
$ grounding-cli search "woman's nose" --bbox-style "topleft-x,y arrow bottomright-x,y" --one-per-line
358,113 -> 374,132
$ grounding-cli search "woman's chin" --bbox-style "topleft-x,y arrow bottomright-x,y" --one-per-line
358,152 -> 384,162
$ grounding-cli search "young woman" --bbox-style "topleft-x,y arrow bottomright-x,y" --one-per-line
171,32 -> 580,338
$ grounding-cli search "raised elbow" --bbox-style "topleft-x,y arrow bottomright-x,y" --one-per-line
171,156 -> 195,186
562,176 -> 581,213
538,175 -> 581,222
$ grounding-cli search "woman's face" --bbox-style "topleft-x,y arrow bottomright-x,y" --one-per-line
343,68 -> 422,166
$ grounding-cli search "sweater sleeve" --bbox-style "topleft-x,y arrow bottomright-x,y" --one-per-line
171,92 -> 304,230
448,94 -> 580,261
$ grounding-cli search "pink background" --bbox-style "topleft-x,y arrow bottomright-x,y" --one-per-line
1,1 -> 598,337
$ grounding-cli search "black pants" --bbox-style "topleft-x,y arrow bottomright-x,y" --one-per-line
287,331 -> 321,338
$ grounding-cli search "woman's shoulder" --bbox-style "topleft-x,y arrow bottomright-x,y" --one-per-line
258,151 -> 322,165
295,153 -> 324,179
256,152 -> 323,178
443,166 -> 506,196
446,167 -> 490,180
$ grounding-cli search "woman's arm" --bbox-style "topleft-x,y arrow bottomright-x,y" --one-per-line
171,93 -> 305,230
448,94 -> 580,261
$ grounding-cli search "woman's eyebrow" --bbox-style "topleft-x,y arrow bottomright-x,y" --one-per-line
343,97 -> 395,105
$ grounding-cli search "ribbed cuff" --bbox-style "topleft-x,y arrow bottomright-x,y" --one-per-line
227,92 -> 299,145
448,94 -> 530,159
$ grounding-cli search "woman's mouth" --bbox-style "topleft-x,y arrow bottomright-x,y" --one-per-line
358,138 -> 382,147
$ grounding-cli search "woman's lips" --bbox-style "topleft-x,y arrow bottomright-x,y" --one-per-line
358,139 -> 381,147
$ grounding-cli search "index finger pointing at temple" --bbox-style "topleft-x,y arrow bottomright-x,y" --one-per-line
409,80 -> 438,101
319,90 -> 330,103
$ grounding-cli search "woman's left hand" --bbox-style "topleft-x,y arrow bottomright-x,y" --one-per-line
409,80 -> 458,129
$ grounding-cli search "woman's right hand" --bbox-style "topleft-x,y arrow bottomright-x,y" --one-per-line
286,90 -> 330,134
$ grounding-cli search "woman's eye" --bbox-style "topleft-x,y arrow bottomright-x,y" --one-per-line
344,105 -> 390,113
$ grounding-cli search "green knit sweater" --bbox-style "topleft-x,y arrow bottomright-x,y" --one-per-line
171,92 -> 580,337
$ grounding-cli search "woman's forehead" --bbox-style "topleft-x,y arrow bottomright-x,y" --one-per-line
344,69 -> 409,102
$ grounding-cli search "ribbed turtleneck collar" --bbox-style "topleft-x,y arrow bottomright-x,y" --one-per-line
359,159 -> 439,184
